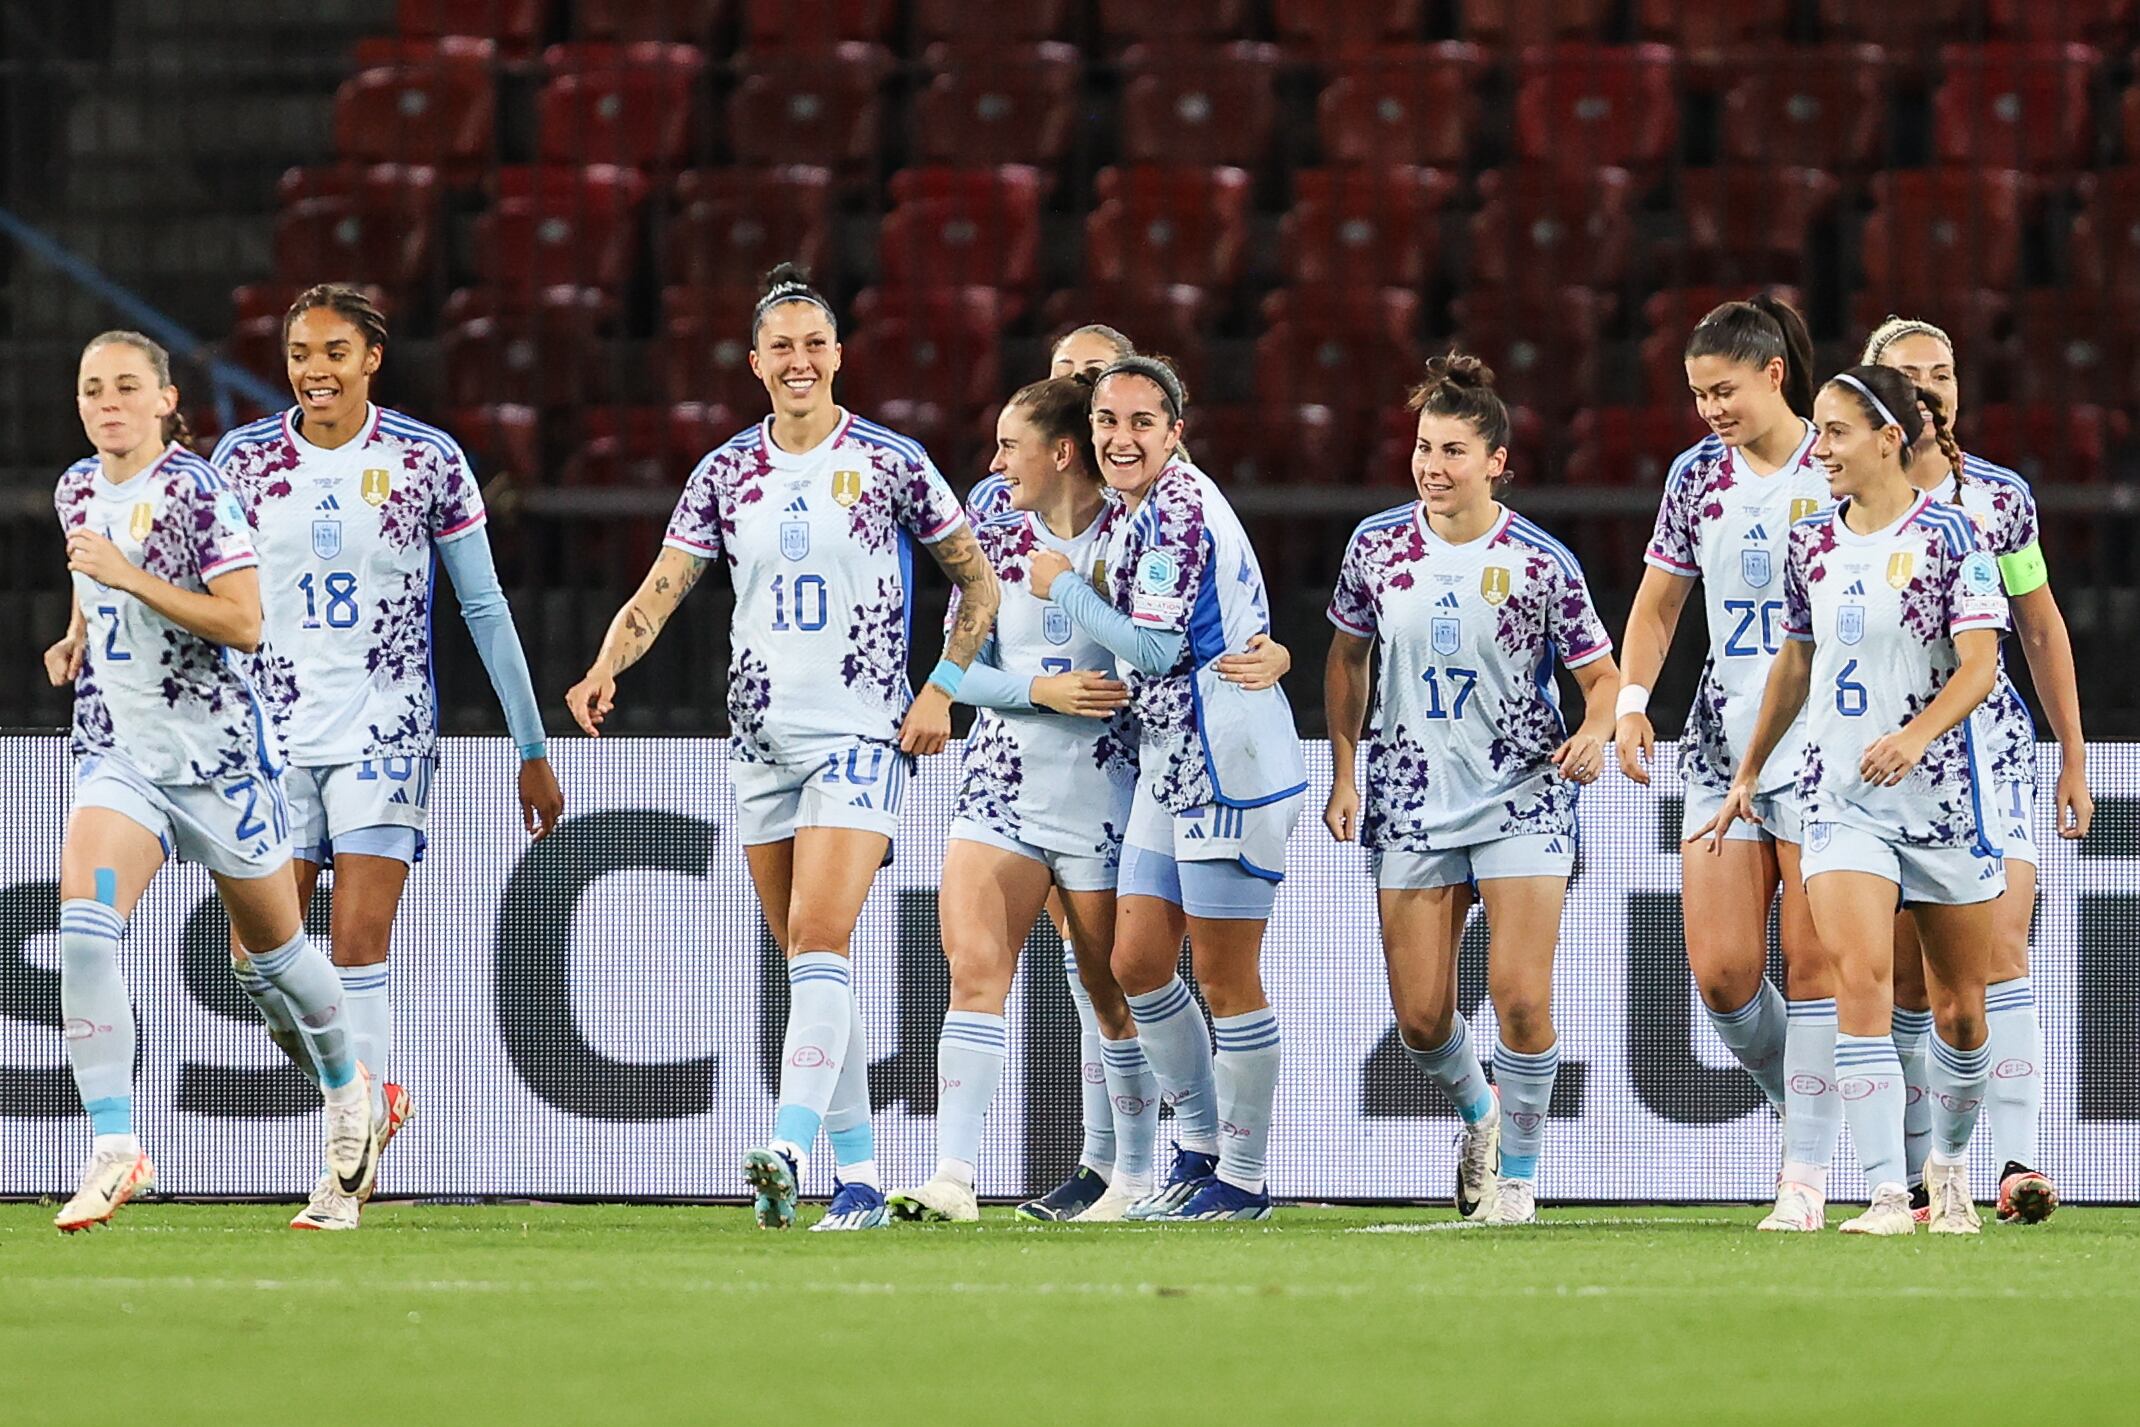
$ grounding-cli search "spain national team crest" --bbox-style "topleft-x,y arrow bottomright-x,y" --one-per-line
831,469 -> 864,508
1479,566 -> 1511,606
1740,549 -> 1773,588
1886,551 -> 1916,589
1431,616 -> 1461,655
1043,606 -> 1073,645
1790,498 -> 1820,524
780,520 -> 809,561
127,502 -> 153,542
312,519 -> 343,559
361,468 -> 392,506
1838,604 -> 1865,645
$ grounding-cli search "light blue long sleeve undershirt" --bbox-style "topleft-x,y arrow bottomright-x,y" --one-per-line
436,526 -> 548,760
1049,574 -> 1185,675
956,649 -> 1036,711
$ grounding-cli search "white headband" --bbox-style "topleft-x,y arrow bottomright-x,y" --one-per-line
1832,373 -> 1901,432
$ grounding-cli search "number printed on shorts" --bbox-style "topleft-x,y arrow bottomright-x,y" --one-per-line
356,756 -> 416,782
770,572 -> 829,631
221,775 -> 267,841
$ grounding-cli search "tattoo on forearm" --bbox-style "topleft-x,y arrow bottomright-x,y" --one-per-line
930,529 -> 999,669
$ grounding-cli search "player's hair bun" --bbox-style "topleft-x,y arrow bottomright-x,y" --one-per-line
760,261 -> 815,298
1407,348 -> 1513,458
1420,352 -> 1496,392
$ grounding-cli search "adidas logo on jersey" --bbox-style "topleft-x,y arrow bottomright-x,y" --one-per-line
1745,523 -> 1768,541
785,497 -> 809,513
1436,592 -> 1460,609
1844,580 -> 1867,596
316,495 -> 341,513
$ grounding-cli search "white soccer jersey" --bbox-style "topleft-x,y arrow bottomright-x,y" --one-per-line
1936,454 -> 2041,790
967,472 -> 1012,522
56,444 -> 275,784
1330,503 -> 1613,851
663,410 -> 968,763
1644,425 -> 1830,797
213,405 -> 487,765
954,506 -> 1138,858
1783,493 -> 2008,848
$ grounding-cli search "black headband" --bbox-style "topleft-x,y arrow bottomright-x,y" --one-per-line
1094,356 -> 1184,422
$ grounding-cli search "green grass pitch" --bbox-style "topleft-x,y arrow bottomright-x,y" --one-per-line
6,1202 -> 2136,1425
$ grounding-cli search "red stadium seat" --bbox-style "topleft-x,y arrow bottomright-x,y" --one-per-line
1638,285 -> 1807,403
1988,0 -> 2134,42
563,404 -> 735,487
1468,165 -> 1636,292
1280,167 -> 1460,289
273,166 -> 442,302
2008,290 -> 2138,405
1259,285 -> 1422,339
1120,43 -> 1281,167
1086,165 -> 1254,289
665,166 -> 835,291
1969,403 -> 2119,482
351,34 -> 499,68
472,165 -> 652,298
443,404 -> 543,483
396,0 -> 544,56
1719,46 -> 1891,169
660,287 -> 771,409
1817,0 -> 1989,50
2072,166 -> 2140,310
915,0 -> 1074,40
536,44 -> 707,169
1565,405 -> 1711,486
1254,315 -> 1423,413
1665,168 -> 1841,284
1513,44 -> 1681,174
1271,0 -> 1423,52
1459,0 -> 1612,45
1316,44 -> 1488,169
1933,42 -> 2101,169
837,306 -> 1003,415
1860,170 -> 2028,307
879,166 -> 1045,295
576,0 -> 729,42
912,42 -> 1082,168
1636,0 -> 1796,52
1097,0 -> 1251,43
333,58 -> 496,174
725,43 -> 889,168
440,287 -> 614,409
742,0 -> 896,47
1038,285 -> 1213,391
1191,404 -> 1355,486
1448,287 -> 1610,416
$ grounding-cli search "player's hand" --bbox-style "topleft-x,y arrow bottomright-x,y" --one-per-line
1324,779 -> 1360,842
43,633 -> 86,687
565,670 -> 616,737
519,756 -> 563,839
1029,550 -> 1072,599
1615,712 -> 1656,785
1685,780 -> 1760,854
65,529 -> 137,592
1553,729 -> 1606,785
2054,759 -> 2094,840
900,683 -> 952,755
1215,633 -> 1290,690
1032,670 -> 1129,718
1860,729 -> 1928,786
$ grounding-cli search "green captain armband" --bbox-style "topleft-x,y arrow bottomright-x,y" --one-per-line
1997,542 -> 2048,598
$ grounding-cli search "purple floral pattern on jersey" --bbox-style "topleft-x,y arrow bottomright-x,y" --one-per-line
1113,468 -> 1215,811
728,647 -> 773,760
1645,443 -> 1734,574
953,714 -> 1024,836
840,576 -> 909,716
1951,461 -> 2041,789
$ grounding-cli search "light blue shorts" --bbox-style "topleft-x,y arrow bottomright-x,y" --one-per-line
285,758 -> 433,867
1682,783 -> 1806,846
1116,776 -> 1302,920
732,740 -> 909,846
1118,841 -> 1277,920
72,752 -> 291,880
1800,821 -> 2005,907
947,817 -> 1119,893
1991,780 -> 2038,869
1374,832 -> 1577,891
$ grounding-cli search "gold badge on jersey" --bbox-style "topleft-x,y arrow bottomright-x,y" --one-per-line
1091,559 -> 1109,592
1790,498 -> 1821,524
128,502 -> 154,541
361,468 -> 392,506
1887,551 -> 1917,589
1480,566 -> 1511,606
831,469 -> 864,508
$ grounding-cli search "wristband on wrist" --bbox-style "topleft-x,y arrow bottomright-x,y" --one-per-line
926,659 -> 964,699
518,740 -> 548,761
1615,684 -> 1651,721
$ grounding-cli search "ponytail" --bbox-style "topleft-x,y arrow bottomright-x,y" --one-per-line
1685,292 -> 1816,419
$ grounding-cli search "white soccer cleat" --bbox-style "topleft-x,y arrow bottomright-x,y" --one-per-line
1479,1178 -> 1537,1226
1925,1159 -> 1982,1236
359,1082 -> 416,1205
886,1174 -> 979,1224
290,1172 -> 361,1231
54,1148 -> 156,1233
324,1064 -> 380,1196
1455,1097 -> 1502,1221
1839,1182 -> 1918,1235
1073,1177 -> 1152,1222
1757,1180 -> 1825,1232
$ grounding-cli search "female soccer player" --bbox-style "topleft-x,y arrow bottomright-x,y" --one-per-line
567,265 -> 998,1231
1615,295 -> 1844,1229
1864,316 -> 2090,1223
888,374 -> 1155,1223
1325,355 -> 1618,1225
1031,355 -> 1306,1222
46,331 -> 374,1231
1696,364 -> 2007,1236
212,284 -> 562,1230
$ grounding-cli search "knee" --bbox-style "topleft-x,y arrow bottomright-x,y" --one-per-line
1189,950 -> 1263,1020
1932,995 -> 1985,1051
785,917 -> 854,957
1495,999 -> 1554,1049
945,948 -> 1012,1012
1691,965 -> 1760,1012
1110,942 -> 1172,998
1395,1008 -> 1456,1054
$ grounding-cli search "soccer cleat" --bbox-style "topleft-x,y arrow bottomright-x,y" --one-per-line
1165,1177 -> 1273,1222
381,1082 -> 416,1148
1757,1181 -> 1825,1232
1997,1161 -> 2058,1225
1123,1145 -> 1218,1221
887,1174 -> 979,1224
1910,1179 -> 1931,1225
1015,1165 -> 1109,1222
290,1172 -> 360,1231
54,1149 -> 156,1233
1839,1182 -> 1917,1235
1479,1178 -> 1537,1226
1073,1178 -> 1151,1223
325,1065 -> 379,1196
1925,1159 -> 1982,1235
742,1147 -> 801,1230
1454,1093 -> 1502,1221
810,1179 -> 889,1231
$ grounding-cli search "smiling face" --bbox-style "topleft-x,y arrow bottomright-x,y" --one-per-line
990,404 -> 1071,512
1089,372 -> 1182,500
286,305 -> 381,429
77,339 -> 176,462
1811,384 -> 1906,503
1875,331 -> 1959,457
1411,410 -> 1505,520
749,300 -> 840,422
1685,352 -> 1788,450
1051,329 -> 1125,379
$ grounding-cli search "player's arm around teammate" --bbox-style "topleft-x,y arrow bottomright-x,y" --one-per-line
1696,365 -> 2007,1236
1325,356 -> 1616,1227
